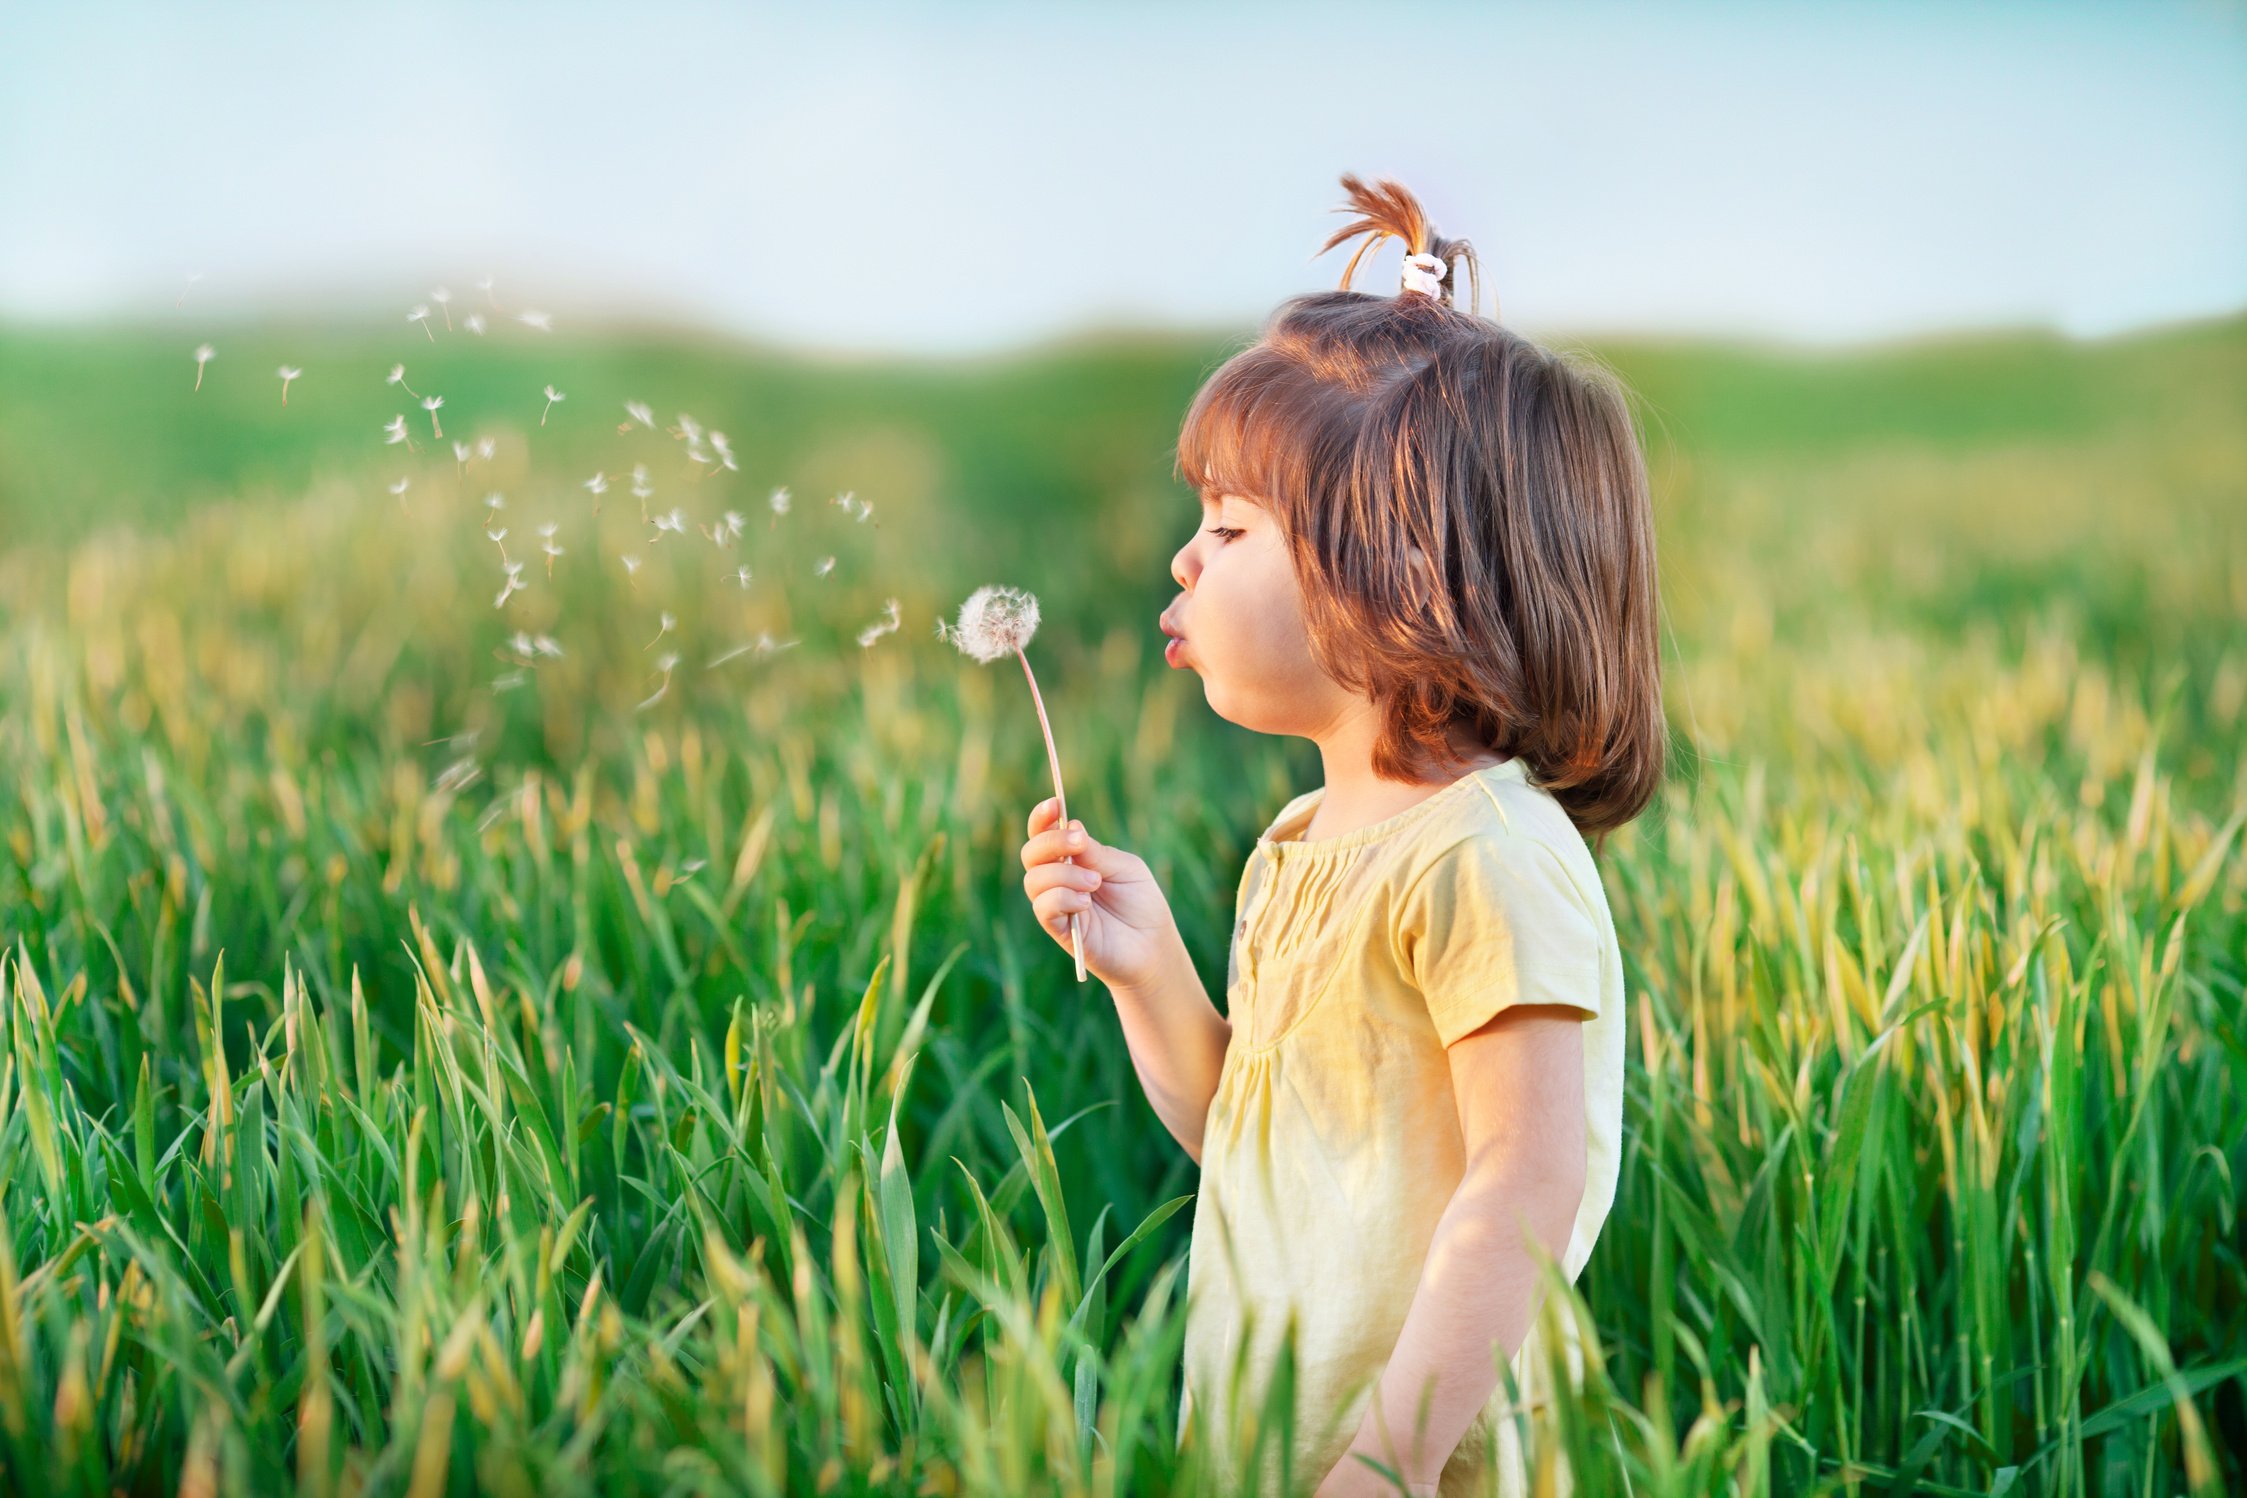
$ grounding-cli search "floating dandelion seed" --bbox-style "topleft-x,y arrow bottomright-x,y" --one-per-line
710,431 -> 737,471
383,414 -> 410,446
584,471 -> 608,495
486,525 -> 508,544
732,565 -> 753,589
724,510 -> 746,537
647,611 -> 676,648
477,274 -> 498,309
495,561 -> 526,608
853,496 -> 875,523
277,365 -> 302,405
621,553 -> 643,580
636,651 -> 680,712
408,304 -> 434,341
422,394 -> 445,438
769,485 -> 792,517
465,312 -> 487,336
624,400 -> 654,429
388,476 -> 411,498
477,435 -> 497,461
943,583 -> 1084,978
485,492 -> 505,512
652,507 -> 687,542
176,271 -> 204,309
856,597 -> 903,648
493,670 -> 529,694
533,634 -> 564,658
387,363 -> 421,399
813,554 -> 836,579
708,631 -> 798,668
541,536 -> 565,576
192,343 -> 214,391
453,440 -> 472,474
519,309 -> 553,332
830,490 -> 856,514
431,286 -> 453,329
541,384 -> 565,425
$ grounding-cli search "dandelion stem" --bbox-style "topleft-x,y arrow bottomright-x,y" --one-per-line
1016,646 -> 1085,982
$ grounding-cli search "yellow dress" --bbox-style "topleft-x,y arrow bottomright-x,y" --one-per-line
1175,757 -> 1626,1498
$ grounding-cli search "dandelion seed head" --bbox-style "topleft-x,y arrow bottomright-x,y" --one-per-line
622,554 -> 643,575
813,554 -> 836,578
520,310 -> 553,331
656,650 -> 679,673
408,305 -> 430,323
422,395 -> 444,411
432,286 -> 452,304
453,441 -> 472,463
533,634 -> 563,658
477,436 -> 497,460
388,364 -> 408,385
486,493 -> 506,510
948,584 -> 1042,663
486,526 -> 507,542
278,365 -> 302,380
194,343 -> 214,363
538,521 -> 559,538
544,384 -> 565,402
769,486 -> 791,515
383,415 -> 408,444
465,312 -> 487,335
584,471 -> 608,495
624,400 -> 654,428
733,566 -> 752,589
389,477 -> 411,496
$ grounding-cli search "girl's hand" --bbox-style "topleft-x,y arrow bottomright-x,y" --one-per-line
1019,797 -> 1179,991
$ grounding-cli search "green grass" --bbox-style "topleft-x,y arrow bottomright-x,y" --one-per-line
0,308 -> 2241,1496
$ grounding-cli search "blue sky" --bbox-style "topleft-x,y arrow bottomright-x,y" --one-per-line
2,0 -> 2242,354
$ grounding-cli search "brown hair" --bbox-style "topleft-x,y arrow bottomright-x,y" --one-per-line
1175,172 -> 1665,847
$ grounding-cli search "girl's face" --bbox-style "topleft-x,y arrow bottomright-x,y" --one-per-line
1161,493 -> 1353,735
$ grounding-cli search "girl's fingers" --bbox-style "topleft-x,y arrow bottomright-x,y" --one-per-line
1019,819 -> 1094,872
1023,863 -> 1101,901
1025,796 -> 1062,837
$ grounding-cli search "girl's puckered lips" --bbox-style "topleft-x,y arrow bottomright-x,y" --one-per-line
1159,615 -> 1190,669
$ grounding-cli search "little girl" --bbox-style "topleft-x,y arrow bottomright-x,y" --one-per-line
1019,173 -> 1662,1498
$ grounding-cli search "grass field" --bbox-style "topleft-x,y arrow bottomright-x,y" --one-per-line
0,306 -> 2241,1496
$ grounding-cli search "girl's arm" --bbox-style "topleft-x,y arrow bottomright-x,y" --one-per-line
1319,1003 -> 1590,1496
1106,927 -> 1232,1164
1018,805 -> 1231,1163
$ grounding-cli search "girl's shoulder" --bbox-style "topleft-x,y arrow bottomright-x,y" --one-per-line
1396,764 -> 1610,922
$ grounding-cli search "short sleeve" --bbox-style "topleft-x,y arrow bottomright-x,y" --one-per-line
1394,831 -> 1603,1047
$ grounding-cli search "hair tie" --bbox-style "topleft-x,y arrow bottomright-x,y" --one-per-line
1400,251 -> 1448,298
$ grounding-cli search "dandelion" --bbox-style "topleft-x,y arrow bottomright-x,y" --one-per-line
584,471 -> 608,495
388,363 -> 421,399
453,441 -> 472,475
539,520 -> 564,575
542,384 -> 565,425
192,343 -> 214,391
477,274 -> 498,309
495,560 -> 526,608
509,630 -> 536,660
389,476 -> 411,503
652,507 -> 687,542
422,394 -> 445,438
486,492 -> 505,510
408,304 -> 435,342
853,495 -> 875,524
519,309 -> 553,332
465,312 -> 487,336
277,365 -> 302,405
769,485 -> 792,518
621,553 -> 643,581
813,554 -> 836,579
493,670 -> 529,694
830,489 -> 855,514
477,435 -> 497,461
624,400 -> 654,429
856,597 -> 902,648
533,634 -> 564,658
383,414 -> 410,446
942,584 -> 1085,979
724,510 -> 746,537
732,565 -> 753,589
647,611 -> 675,648
431,286 -> 453,330
710,431 -> 737,471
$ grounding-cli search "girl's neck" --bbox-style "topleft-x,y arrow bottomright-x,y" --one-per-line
1302,720 -> 1509,842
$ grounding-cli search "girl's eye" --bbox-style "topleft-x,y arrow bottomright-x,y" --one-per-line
1205,526 -> 1243,542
